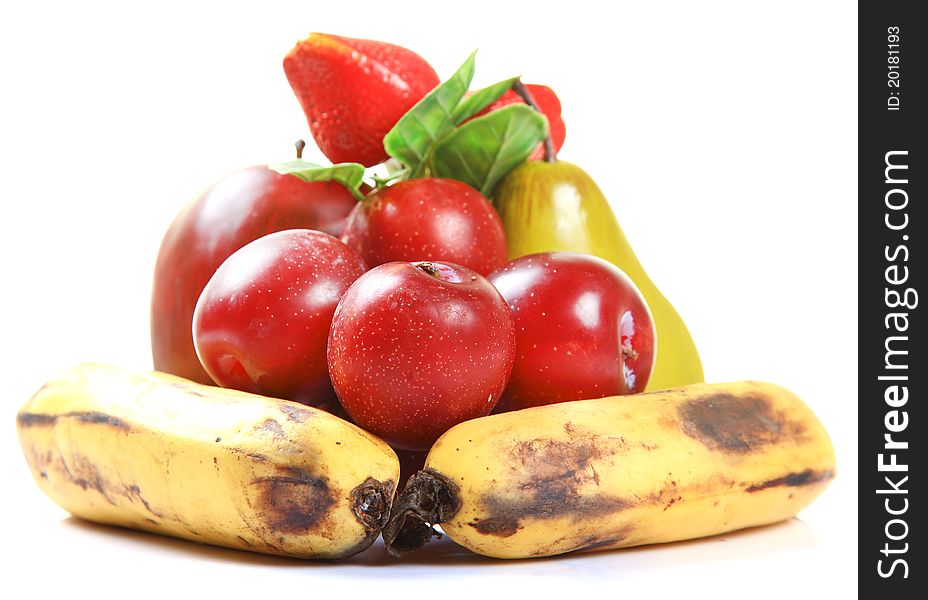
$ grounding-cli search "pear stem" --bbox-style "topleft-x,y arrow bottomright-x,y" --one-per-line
512,80 -> 556,163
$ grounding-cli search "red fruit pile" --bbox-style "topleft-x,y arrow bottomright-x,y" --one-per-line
151,33 -> 654,452
151,166 -> 357,384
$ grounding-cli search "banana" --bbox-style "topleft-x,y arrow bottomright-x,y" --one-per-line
17,363 -> 399,559
384,381 -> 835,559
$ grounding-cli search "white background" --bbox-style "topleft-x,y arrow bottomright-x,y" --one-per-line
0,1 -> 857,597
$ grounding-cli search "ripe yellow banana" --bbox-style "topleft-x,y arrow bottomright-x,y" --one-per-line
17,363 -> 399,559
384,381 -> 835,559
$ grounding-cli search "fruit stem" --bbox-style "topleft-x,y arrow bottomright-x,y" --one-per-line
512,80 -> 556,163
383,468 -> 461,557
350,478 -> 393,533
371,167 -> 409,191
415,262 -> 442,279
295,139 -> 306,160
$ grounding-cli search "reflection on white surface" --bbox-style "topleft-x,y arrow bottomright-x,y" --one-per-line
57,516 -> 818,577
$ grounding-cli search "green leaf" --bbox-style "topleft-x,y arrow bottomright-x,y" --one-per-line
450,77 -> 518,125
270,160 -> 366,200
431,104 -> 549,196
383,51 -> 477,176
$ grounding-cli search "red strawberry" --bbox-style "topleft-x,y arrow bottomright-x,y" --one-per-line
474,84 -> 566,160
284,33 -> 439,167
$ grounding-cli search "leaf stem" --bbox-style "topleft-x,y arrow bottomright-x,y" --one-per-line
371,167 -> 409,190
511,80 -> 556,163
348,186 -> 366,202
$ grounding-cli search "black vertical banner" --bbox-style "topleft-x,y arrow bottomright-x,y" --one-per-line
860,1 -> 925,594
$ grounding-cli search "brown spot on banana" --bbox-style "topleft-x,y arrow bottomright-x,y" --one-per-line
252,467 -> 336,534
123,484 -> 164,518
678,393 -> 805,454
61,453 -> 117,504
564,524 -> 636,554
470,516 -> 520,537
18,411 -> 132,432
229,448 -> 270,462
16,413 -> 58,427
472,485 -> 630,537
511,437 -> 614,477
470,494 -> 630,536
466,436 -> 629,535
255,418 -> 286,440
278,402 -> 313,423
745,469 -> 835,493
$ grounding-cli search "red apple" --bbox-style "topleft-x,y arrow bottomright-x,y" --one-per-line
488,252 -> 655,411
327,261 -> 516,450
192,229 -> 366,406
151,166 -> 357,384
340,178 -> 508,276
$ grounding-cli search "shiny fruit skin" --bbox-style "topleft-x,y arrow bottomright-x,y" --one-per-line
341,179 -> 508,276
193,229 -> 366,406
327,261 -> 516,451
493,160 -> 704,391
283,33 -> 439,166
151,166 -> 357,385
473,83 -> 566,160
489,252 -> 655,411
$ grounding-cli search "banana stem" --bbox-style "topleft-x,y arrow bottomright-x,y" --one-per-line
512,80 -> 556,163
383,468 -> 460,557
